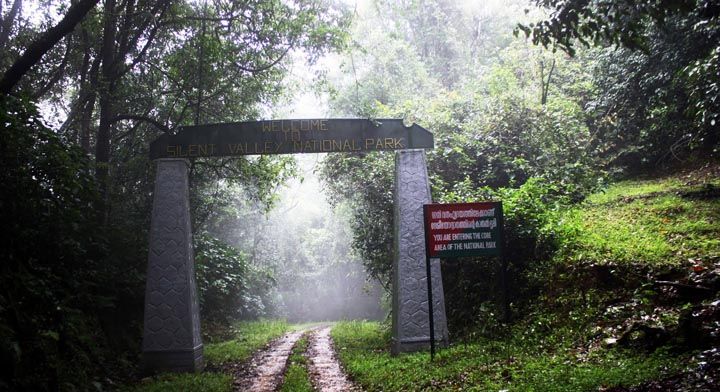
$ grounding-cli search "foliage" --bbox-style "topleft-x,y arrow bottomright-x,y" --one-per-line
279,335 -> 313,392
428,92 -> 604,202
331,321 -> 685,391
439,178 -> 565,329
320,152 -> 395,286
203,319 -> 288,366
323,78 -> 604,289
194,234 -> 275,323
519,0 -> 714,54
323,2 -> 604,292
198,162 -> 384,323
0,96 -> 123,390
521,0 -> 720,168
126,373 -> 231,392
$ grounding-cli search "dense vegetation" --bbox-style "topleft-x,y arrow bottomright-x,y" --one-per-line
1,0 -> 719,390
331,171 -> 720,390
318,0 -> 720,388
1,0 -> 349,389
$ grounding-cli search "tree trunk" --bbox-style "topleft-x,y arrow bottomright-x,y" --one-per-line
540,58 -> 555,106
0,0 -> 23,49
95,0 -> 118,219
78,22 -> 98,153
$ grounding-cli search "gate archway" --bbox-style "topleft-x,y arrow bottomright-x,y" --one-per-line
142,119 -> 448,373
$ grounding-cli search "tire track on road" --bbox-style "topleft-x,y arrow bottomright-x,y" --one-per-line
307,326 -> 360,392
231,330 -> 304,392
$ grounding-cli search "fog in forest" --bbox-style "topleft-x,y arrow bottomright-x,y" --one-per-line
268,155 -> 384,322
213,0 -> 534,322
197,76 -> 384,322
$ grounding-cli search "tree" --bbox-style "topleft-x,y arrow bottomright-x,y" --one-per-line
0,0 -> 100,95
0,96 -> 110,390
520,0 -> 720,157
1,0 -> 350,387
517,0 -> 700,55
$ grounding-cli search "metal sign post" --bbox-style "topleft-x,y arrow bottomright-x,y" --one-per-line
421,213 -> 436,361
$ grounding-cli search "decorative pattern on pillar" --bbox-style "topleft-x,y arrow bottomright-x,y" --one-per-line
142,158 -> 203,373
392,149 -> 449,354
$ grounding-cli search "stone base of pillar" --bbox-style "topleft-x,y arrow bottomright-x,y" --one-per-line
142,345 -> 204,374
392,337 -> 447,354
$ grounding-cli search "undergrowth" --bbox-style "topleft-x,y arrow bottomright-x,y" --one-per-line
332,171 -> 719,390
332,321 -> 685,391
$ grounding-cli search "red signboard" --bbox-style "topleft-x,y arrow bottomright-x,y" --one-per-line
423,202 -> 503,258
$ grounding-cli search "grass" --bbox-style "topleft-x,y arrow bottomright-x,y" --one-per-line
331,321 -> 686,392
124,319 -> 289,391
584,178 -> 684,205
126,373 -> 231,392
204,319 -> 289,366
279,334 -> 314,392
554,177 -> 720,266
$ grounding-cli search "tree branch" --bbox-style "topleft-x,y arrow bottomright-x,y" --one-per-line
110,114 -> 170,134
233,43 -> 293,74
0,0 -> 100,95
33,37 -> 73,99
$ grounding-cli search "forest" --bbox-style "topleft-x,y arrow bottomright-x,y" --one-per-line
1,0 -> 719,391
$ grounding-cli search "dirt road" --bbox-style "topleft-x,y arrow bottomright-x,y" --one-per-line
231,330 -> 304,391
231,325 -> 359,392
307,326 -> 359,391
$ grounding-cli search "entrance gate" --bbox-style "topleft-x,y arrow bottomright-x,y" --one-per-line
142,119 -> 448,373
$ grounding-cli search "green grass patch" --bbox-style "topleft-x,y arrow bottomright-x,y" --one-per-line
554,179 -> 720,266
331,321 -> 685,391
125,320 -> 288,391
204,319 -> 289,366
124,373 -> 231,392
585,178 -> 684,205
279,334 -> 313,392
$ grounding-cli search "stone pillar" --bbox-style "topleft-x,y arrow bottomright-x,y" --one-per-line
142,159 -> 203,373
392,150 -> 449,354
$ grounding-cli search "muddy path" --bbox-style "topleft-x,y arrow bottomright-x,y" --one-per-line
227,325 -> 360,392
306,326 -> 360,392
229,330 -> 304,391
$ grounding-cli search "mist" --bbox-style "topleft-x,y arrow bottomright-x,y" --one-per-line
260,155 -> 384,323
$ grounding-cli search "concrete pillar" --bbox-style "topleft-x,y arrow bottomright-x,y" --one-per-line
392,150 -> 449,354
142,158 -> 203,373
